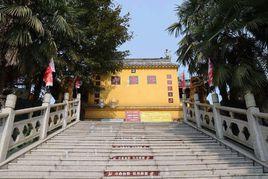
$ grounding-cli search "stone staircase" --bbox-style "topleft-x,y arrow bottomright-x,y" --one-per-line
0,121 -> 267,178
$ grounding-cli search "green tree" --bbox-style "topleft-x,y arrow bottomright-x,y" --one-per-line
0,0 -> 131,103
168,0 -> 268,108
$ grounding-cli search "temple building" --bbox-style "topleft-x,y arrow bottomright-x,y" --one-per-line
85,58 -> 182,122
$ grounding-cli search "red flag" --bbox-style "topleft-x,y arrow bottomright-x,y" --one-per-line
43,59 -> 55,87
181,72 -> 186,90
75,77 -> 82,89
208,59 -> 213,86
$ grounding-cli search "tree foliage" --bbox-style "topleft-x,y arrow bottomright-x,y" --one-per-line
169,0 -> 268,108
0,0 -> 131,101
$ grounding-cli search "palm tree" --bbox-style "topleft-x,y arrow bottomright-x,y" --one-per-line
168,0 -> 268,108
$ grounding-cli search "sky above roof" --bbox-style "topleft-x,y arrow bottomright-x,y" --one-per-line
114,0 -> 183,65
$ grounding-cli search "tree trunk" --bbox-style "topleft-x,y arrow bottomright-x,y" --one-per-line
218,84 -> 229,106
32,73 -> 43,101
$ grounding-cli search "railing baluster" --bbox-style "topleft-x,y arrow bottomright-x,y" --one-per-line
76,94 -> 81,122
40,93 -> 52,140
212,92 -> 223,139
193,93 -> 202,128
245,92 -> 268,161
0,94 -> 17,162
63,93 -> 69,128
182,94 -> 187,123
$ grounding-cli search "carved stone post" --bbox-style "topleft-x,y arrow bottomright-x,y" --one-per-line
76,94 -> 81,122
194,93 -> 202,128
212,92 -> 223,139
0,94 -> 17,162
63,93 -> 69,128
40,93 -> 52,140
245,92 -> 268,161
182,94 -> 188,123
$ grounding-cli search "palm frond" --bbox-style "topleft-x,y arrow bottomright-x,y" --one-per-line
24,16 -> 44,35
2,6 -> 32,17
53,15 -> 74,37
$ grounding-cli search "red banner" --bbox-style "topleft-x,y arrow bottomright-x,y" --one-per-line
112,145 -> 150,149
125,111 -> 140,122
104,171 -> 160,177
110,156 -> 154,160
208,59 -> 214,86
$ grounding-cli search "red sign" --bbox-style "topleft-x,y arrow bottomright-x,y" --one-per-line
110,156 -> 154,160
104,171 -> 160,177
115,137 -> 145,140
125,111 -> 140,122
112,145 -> 150,149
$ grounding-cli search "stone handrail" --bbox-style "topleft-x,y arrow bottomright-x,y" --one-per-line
182,92 -> 268,162
0,93 -> 81,162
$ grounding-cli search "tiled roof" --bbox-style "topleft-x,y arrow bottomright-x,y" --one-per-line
123,58 -> 178,68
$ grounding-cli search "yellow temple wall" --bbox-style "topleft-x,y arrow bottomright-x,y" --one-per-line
85,67 -> 183,121
85,108 -> 182,122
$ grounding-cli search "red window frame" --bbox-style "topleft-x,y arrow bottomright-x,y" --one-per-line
167,80 -> 172,85
168,98 -> 174,103
147,75 -> 157,84
129,76 -> 139,85
167,86 -> 173,91
111,76 -> 121,85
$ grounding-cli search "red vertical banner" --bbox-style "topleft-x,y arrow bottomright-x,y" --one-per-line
125,111 -> 140,122
208,59 -> 213,86
43,58 -> 55,87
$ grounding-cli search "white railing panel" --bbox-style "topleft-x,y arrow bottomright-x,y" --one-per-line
0,93 -> 81,163
185,102 -> 195,123
9,116 -> 43,149
199,109 -> 215,131
221,116 -> 253,148
67,100 -> 79,123
253,112 -> 268,153
0,113 -> 9,134
47,104 -> 65,132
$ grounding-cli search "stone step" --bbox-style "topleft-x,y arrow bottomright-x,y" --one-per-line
17,154 -> 243,161
53,133 -> 205,137
30,148 -> 231,154
0,171 -> 102,178
34,145 -> 225,150
15,158 -> 251,166
1,121 -> 266,179
25,151 -> 235,158
49,137 -> 211,141
47,136 -> 211,140
163,175 -> 268,179
12,160 -> 252,171
2,166 -> 263,175
23,151 -> 237,158
159,167 -> 264,176
40,141 -> 219,147
7,164 -> 262,172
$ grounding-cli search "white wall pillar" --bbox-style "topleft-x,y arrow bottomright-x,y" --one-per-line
194,93 -> 202,128
63,93 -> 69,128
212,92 -> 223,139
40,93 -> 52,140
245,92 -> 268,161
0,94 -> 17,162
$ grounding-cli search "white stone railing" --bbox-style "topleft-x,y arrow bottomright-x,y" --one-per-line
0,93 -> 81,162
182,92 -> 268,162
